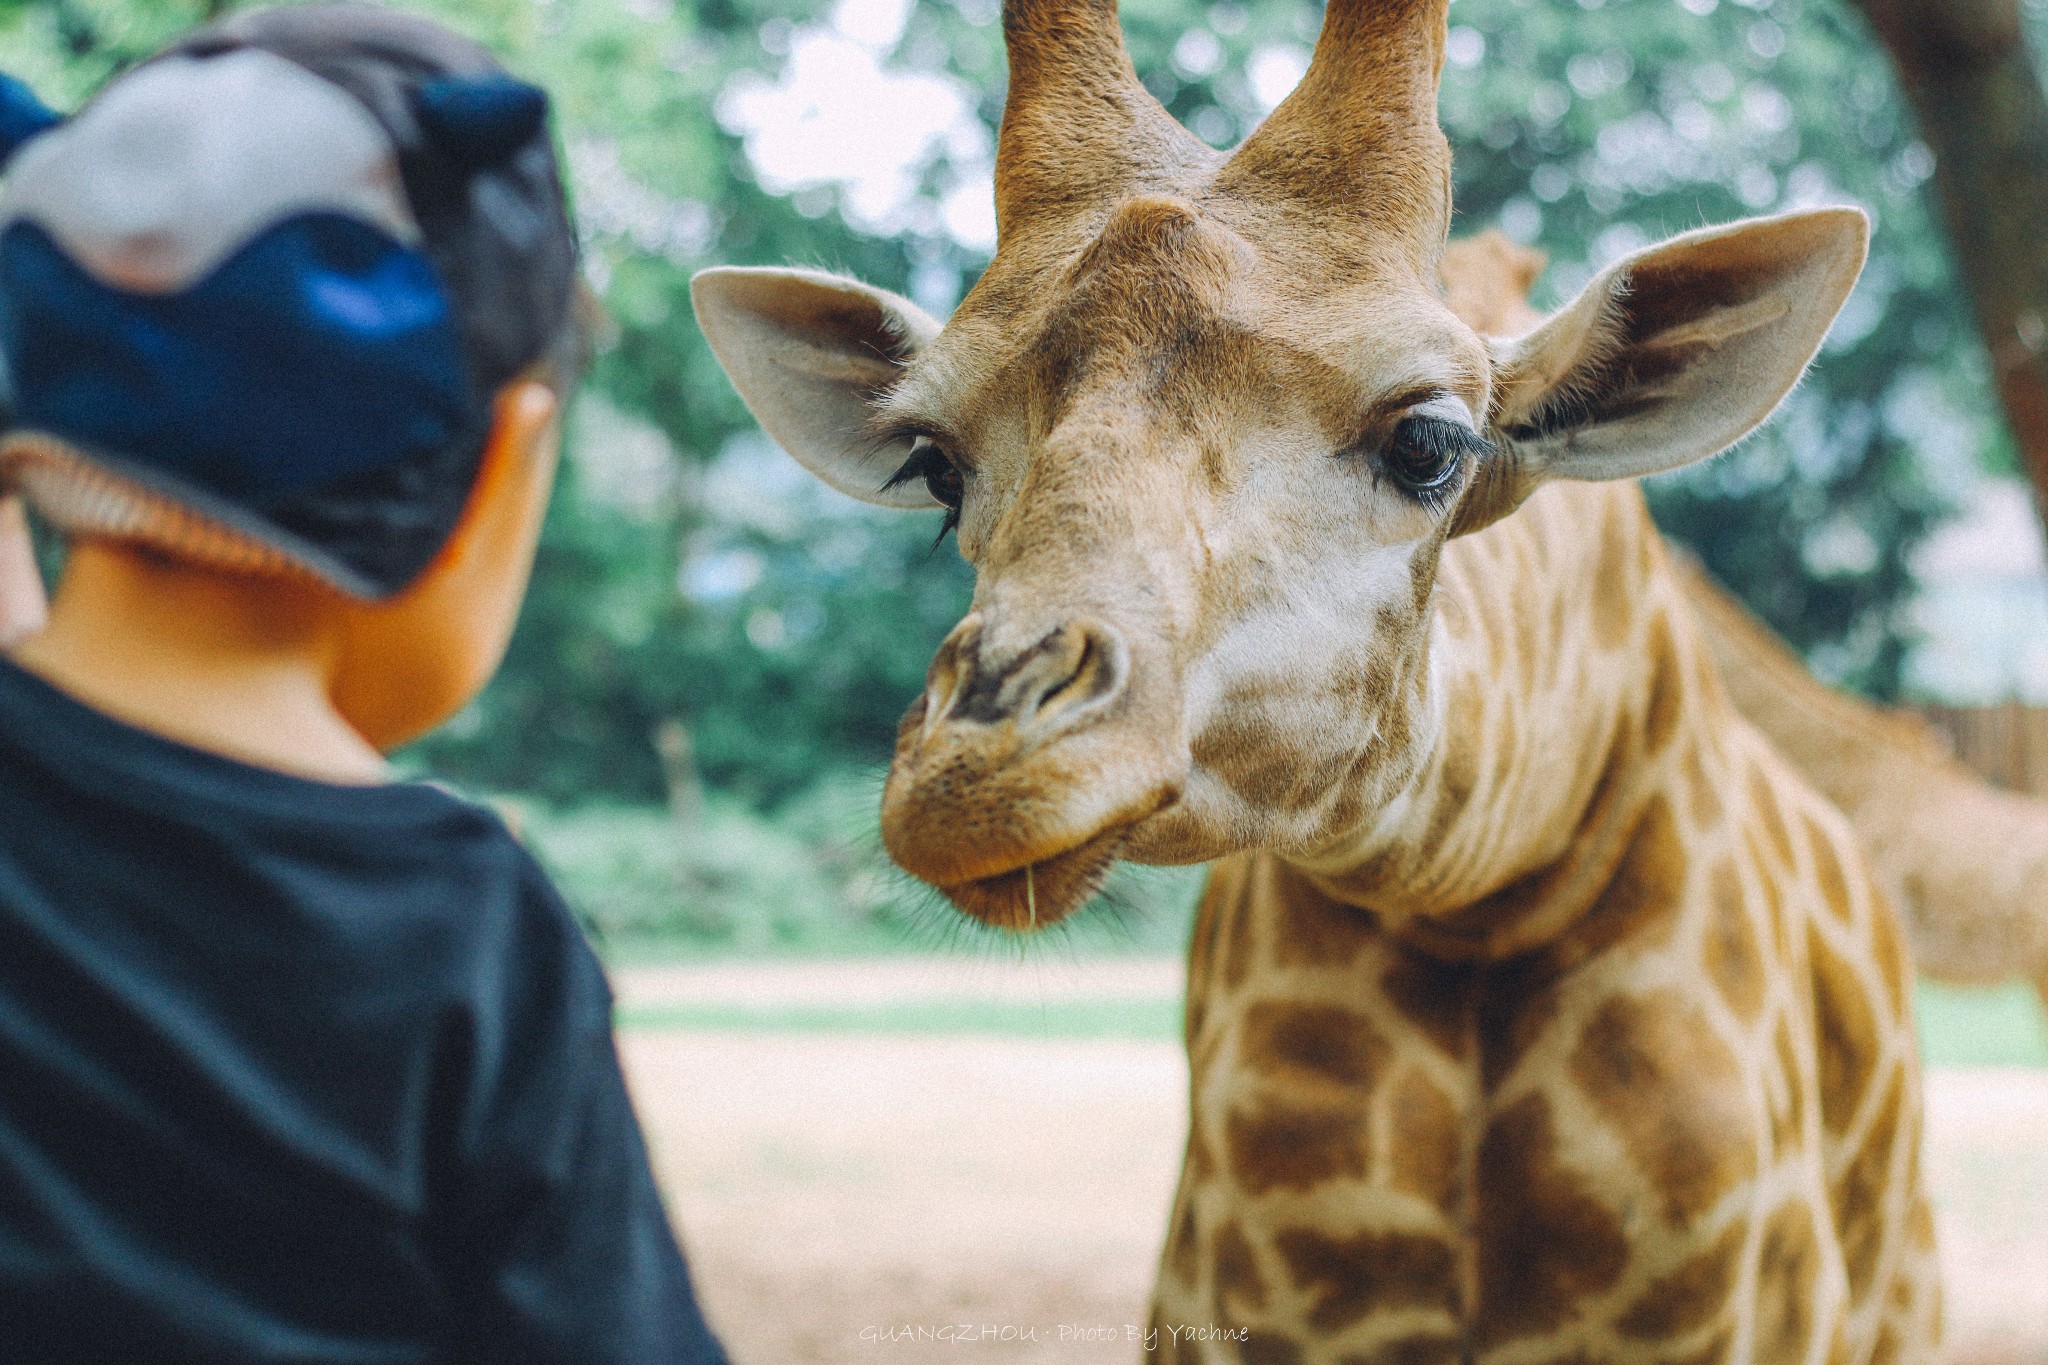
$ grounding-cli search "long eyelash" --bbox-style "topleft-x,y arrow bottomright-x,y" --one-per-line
1401,416 -> 1499,467
1385,417 -> 1497,516
880,448 -> 928,496
881,443 -> 964,547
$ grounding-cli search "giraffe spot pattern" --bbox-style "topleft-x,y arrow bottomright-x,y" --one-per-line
1752,1199 -> 1823,1359
1642,614 -> 1684,754
1270,867 -> 1370,970
1810,922 -> 1881,1135
1162,1195 -> 1198,1293
1557,792 -> 1690,969
1614,1222 -> 1746,1338
1380,952 -> 1470,1061
1215,1218 -> 1267,1313
1221,867 -> 1258,991
1808,816 -> 1855,926
1385,1066 -> 1463,1210
1590,495 -> 1638,650
1703,861 -> 1767,1023
1748,769 -> 1798,870
1571,991 -> 1758,1226
1271,1226 -> 1459,1331
1475,1092 -> 1631,1348
1226,1099 -> 1369,1195
1833,1065 -> 1905,1302
1190,1104 -> 1221,1178
1241,1001 -> 1387,1091
1870,894 -> 1910,1018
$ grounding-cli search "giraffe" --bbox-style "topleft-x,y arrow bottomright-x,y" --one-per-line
691,0 -> 1943,1357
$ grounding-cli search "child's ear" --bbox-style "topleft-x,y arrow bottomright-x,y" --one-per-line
330,380 -> 560,752
0,495 -> 47,647
1453,208 -> 1868,536
691,267 -> 944,510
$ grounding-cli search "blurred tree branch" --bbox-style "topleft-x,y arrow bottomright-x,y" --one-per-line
1851,0 -> 2048,518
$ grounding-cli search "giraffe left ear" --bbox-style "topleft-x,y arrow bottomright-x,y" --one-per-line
692,266 -> 945,510
1452,208 -> 1867,536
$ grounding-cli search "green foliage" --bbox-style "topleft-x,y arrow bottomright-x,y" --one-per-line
0,0 -> 2013,808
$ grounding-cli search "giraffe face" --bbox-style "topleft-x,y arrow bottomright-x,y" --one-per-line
855,194 -> 1493,926
693,1 -> 1867,929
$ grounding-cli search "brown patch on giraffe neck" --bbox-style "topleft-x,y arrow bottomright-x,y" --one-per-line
1214,1218 -> 1268,1313
1807,813 -> 1856,926
1269,861 -> 1372,971
1748,767 -> 1799,869
1225,1000 -> 1390,1195
1590,492 -> 1648,651
1704,859 -> 1767,1023
1385,1066 -> 1464,1211
1810,921 -> 1881,1134
1474,1092 -> 1630,1348
1380,951 -> 1474,1061
1242,1001 -> 1387,1092
1570,990 -> 1758,1226
1271,1226 -> 1460,1332
1833,1064 -> 1906,1302
1226,1096 -> 1371,1196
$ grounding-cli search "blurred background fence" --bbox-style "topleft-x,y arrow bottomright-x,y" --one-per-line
1924,702 -> 2048,794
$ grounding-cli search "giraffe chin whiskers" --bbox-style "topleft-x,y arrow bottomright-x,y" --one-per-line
937,829 -> 1125,931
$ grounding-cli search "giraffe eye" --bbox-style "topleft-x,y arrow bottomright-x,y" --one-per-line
883,436 -> 966,539
1381,415 -> 1488,511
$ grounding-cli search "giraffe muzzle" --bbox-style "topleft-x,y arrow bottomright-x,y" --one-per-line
923,615 -> 1128,738
880,612 -> 1187,928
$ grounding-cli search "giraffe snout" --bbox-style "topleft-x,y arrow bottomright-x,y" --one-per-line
924,615 -> 1129,739
880,611 -> 1185,929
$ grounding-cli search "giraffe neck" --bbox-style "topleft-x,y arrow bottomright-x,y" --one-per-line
1291,479 -> 1713,956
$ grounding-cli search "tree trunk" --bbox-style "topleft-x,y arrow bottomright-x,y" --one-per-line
1850,0 -> 2048,510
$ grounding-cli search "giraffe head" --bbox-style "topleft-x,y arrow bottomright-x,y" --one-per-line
694,0 -> 1866,929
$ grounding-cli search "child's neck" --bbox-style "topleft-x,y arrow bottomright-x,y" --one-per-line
8,541 -> 390,785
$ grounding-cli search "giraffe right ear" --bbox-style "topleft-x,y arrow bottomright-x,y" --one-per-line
691,266 -> 945,509
1452,208 -> 1867,536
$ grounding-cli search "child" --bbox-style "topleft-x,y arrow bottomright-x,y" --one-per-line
0,7 -> 728,1362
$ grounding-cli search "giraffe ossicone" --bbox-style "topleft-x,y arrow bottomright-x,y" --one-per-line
694,1 -> 1945,1359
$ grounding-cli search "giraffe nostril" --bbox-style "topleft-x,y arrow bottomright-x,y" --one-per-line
941,618 -> 1128,734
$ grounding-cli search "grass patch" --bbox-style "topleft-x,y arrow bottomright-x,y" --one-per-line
616,996 -> 1182,1039
618,976 -> 2048,1069
1917,980 -> 2048,1068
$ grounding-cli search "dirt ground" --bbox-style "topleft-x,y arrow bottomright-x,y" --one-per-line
614,961 -> 2048,1365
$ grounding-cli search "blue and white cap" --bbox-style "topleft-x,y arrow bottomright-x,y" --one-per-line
0,16 -> 566,599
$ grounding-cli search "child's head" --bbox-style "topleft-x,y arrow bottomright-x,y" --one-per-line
0,4 -> 583,747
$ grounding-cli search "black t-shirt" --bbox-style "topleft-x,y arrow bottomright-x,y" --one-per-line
0,657 -> 728,1365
